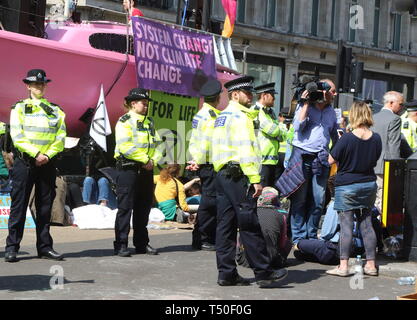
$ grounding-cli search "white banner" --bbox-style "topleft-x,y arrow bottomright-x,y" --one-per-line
89,84 -> 111,151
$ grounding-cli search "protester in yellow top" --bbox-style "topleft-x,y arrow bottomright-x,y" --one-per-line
5,69 -> 66,263
251,83 -> 286,187
154,164 -> 200,223
212,75 -> 288,288
187,79 -> 223,251
401,100 -> 417,153
113,88 -> 162,257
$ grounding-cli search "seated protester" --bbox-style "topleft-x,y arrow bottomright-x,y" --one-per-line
186,180 -> 202,205
154,164 -> 192,223
66,182 -> 85,210
0,122 -> 11,193
0,150 -> 10,193
293,200 -> 365,265
236,187 -> 292,269
80,136 -> 117,209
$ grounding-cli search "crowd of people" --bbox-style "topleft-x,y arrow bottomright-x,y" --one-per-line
1,66 -> 416,289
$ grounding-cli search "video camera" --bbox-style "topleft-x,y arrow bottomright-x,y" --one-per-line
284,118 -> 293,125
293,75 -> 332,104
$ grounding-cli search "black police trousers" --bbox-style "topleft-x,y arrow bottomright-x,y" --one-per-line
192,165 -> 217,247
260,164 -> 281,188
6,158 -> 56,254
114,167 -> 153,249
215,170 -> 273,282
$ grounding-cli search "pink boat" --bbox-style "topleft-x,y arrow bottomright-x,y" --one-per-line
0,21 -> 238,137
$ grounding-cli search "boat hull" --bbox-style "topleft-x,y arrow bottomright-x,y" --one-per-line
0,28 -> 237,137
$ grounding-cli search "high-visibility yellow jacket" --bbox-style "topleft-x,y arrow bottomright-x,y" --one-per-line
251,102 -> 286,165
10,98 -> 66,159
278,122 -> 289,153
401,118 -> 417,152
114,110 -> 162,164
212,100 -> 262,184
189,103 -> 220,164
0,122 -> 6,135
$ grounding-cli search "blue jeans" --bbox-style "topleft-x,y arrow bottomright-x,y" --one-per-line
82,177 -> 117,209
290,158 -> 329,244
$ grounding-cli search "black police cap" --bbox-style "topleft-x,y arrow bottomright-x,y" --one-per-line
125,88 -> 153,102
404,100 -> 417,112
199,79 -> 222,98
23,69 -> 51,84
224,76 -> 255,93
254,82 -> 277,95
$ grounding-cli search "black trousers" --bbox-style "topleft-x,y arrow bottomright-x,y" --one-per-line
66,183 -> 84,209
260,164 -> 280,188
192,165 -> 217,246
215,171 -> 273,281
297,239 -> 339,265
114,168 -> 153,249
6,158 -> 56,254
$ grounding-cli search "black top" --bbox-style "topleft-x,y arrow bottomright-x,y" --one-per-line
330,131 -> 382,186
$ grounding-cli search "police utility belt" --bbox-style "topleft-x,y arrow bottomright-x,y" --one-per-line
219,162 -> 244,179
116,156 -> 141,172
16,150 -> 36,166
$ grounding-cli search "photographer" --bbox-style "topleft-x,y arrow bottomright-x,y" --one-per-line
276,79 -> 339,245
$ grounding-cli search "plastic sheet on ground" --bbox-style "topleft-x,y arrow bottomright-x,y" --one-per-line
72,205 -> 120,229
71,206 -> 168,230
148,207 -> 165,223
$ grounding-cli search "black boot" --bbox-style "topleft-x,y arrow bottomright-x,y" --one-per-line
114,241 -> 131,257
113,241 -> 120,255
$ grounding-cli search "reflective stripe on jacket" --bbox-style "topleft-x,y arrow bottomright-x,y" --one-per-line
402,119 -> 417,152
251,103 -> 286,165
189,103 -> 220,164
10,98 -> 66,159
114,110 -> 162,164
212,100 -> 262,184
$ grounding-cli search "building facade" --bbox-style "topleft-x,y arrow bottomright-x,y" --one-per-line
46,0 -> 417,113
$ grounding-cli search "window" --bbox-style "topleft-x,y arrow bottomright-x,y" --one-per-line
373,0 -> 380,47
89,33 -> 134,55
137,0 -> 177,10
392,13 -> 402,51
237,0 -> 246,23
311,0 -> 319,36
234,52 -> 284,110
330,0 -> 336,39
289,0 -> 295,32
265,0 -> 276,28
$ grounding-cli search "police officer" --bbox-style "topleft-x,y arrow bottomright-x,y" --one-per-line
113,88 -> 162,257
277,107 -> 291,178
401,100 -> 417,153
188,79 -> 223,251
212,76 -> 288,288
251,83 -> 286,187
5,69 -> 66,262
